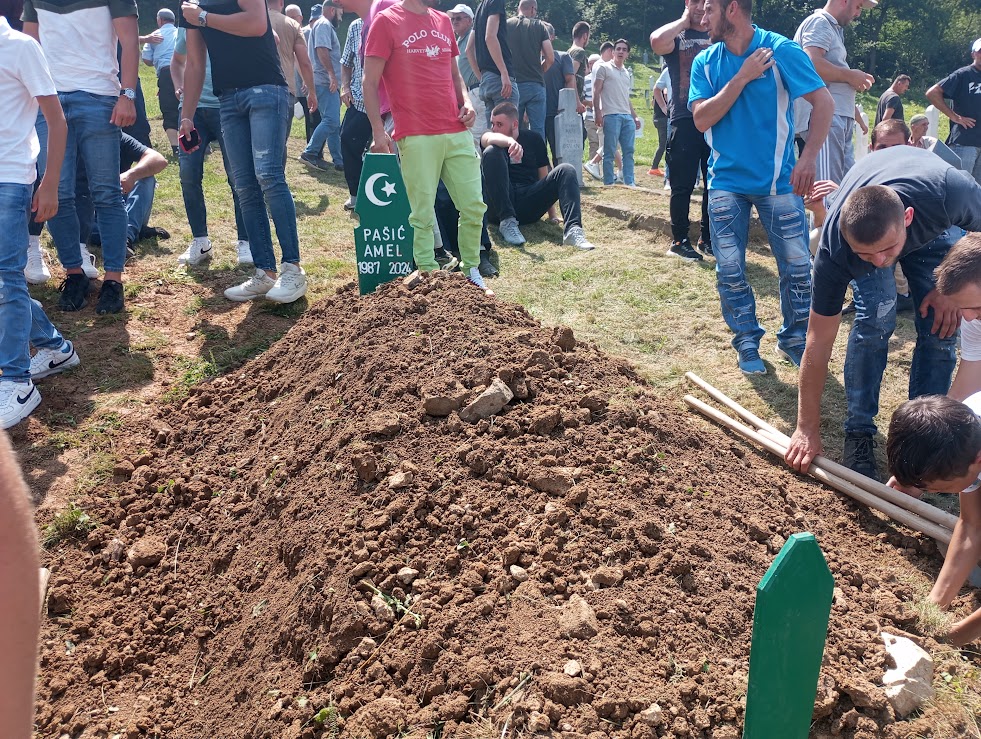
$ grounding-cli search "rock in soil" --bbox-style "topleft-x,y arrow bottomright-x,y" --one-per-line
32,276 -> 954,737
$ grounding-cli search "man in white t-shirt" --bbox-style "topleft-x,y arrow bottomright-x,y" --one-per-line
935,232 -> 981,400
22,0 -> 140,315
0,16 -> 79,430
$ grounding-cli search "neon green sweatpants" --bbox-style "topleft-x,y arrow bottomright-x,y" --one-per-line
397,130 -> 486,272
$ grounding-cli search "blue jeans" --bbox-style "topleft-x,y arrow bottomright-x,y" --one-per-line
708,190 -> 811,352
479,72 -> 519,128
304,85 -> 343,167
89,177 -> 155,246
47,91 -> 127,273
844,228 -> 962,436
516,81 -> 546,141
0,184 -> 65,382
602,114 -> 635,185
179,106 -> 247,240
951,144 -> 981,185
219,85 -> 299,271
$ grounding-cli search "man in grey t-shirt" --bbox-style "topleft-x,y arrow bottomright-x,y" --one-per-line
794,0 -> 876,224
301,1 -> 344,170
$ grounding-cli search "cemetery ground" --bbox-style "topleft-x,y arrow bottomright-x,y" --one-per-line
16,68 -> 981,736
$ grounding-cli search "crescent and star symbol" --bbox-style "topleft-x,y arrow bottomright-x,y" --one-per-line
364,173 -> 398,207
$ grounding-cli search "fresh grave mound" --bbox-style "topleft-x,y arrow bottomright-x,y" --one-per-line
36,272 -> 957,738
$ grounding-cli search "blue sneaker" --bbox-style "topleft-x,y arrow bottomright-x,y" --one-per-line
737,346 -> 766,375
775,344 -> 804,368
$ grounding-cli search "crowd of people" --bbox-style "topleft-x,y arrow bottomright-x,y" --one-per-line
3,0 -> 981,684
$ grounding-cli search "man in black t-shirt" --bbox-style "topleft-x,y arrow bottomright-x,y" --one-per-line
927,39 -> 981,185
874,74 -> 909,126
180,0 -> 308,305
649,0 -> 712,262
468,0 -> 518,128
480,102 -> 595,251
785,147 -> 981,481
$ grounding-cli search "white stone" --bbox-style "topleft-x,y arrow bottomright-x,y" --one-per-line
881,632 -> 935,717
563,659 -> 582,677
509,564 -> 530,582
397,566 -> 420,585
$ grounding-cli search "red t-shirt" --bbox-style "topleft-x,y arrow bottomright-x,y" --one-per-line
363,4 -> 466,141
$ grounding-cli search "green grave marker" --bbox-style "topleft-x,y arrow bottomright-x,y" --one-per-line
743,532 -> 834,739
354,153 -> 415,295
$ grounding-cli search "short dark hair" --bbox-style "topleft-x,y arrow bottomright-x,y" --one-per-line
888,395 -> 981,489
870,119 -> 910,148
491,101 -> 519,121
839,185 -> 906,247
572,21 -> 590,40
599,41 -> 614,53
614,38 -> 630,51
724,0 -> 753,14
894,74 -> 911,85
936,232 -> 981,296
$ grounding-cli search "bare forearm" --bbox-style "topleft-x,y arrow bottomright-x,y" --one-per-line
800,92 -> 833,162
0,432 -> 41,739
466,39 -> 480,81
115,17 -> 140,89
810,55 -> 856,84
364,78 -> 384,133
296,50 -> 315,93
341,63 -> 352,89
927,86 -> 957,120
205,10 -> 266,37
486,35 -> 507,78
181,43 -> 206,121
171,55 -> 186,91
650,16 -> 687,56
692,77 -> 748,132
930,519 -> 981,608
41,109 -> 67,185
317,48 -> 336,78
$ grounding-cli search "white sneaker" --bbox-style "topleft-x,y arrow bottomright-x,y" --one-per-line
583,161 -> 602,180
177,236 -> 213,266
236,240 -> 254,265
265,263 -> 307,303
563,226 -> 596,251
664,181 -> 672,191
468,266 -> 494,296
498,217 -> 526,246
0,380 -> 41,430
26,236 -> 51,284
80,244 -> 99,279
343,196 -> 357,211
30,340 -> 80,380
224,269 -> 275,302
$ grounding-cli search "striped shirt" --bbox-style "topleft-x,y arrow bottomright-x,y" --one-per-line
23,0 -> 137,96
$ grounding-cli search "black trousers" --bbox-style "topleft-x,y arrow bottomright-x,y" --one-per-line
652,116 -> 668,169
544,115 -> 557,166
299,96 -> 320,143
340,106 -> 372,197
665,116 -> 710,243
481,146 -> 581,230
157,67 -> 179,131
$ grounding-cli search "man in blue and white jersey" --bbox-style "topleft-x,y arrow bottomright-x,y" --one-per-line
688,0 -> 833,375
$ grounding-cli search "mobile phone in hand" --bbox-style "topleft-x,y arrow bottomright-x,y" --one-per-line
179,128 -> 201,152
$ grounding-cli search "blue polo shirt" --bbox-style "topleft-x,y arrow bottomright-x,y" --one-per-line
688,26 -> 825,196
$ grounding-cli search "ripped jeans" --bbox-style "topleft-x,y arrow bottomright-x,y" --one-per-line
707,190 -> 811,352
844,227 -> 962,436
219,84 -> 299,271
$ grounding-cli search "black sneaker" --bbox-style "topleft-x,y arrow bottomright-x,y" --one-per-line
696,238 -> 714,258
95,279 -> 125,315
58,273 -> 90,312
478,250 -> 499,278
897,293 -> 914,313
842,300 -> 856,315
434,249 -> 459,271
299,151 -> 330,171
842,432 -> 881,482
666,238 -> 703,262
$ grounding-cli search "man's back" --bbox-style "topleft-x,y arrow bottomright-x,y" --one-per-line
506,15 -> 546,84
22,0 -> 138,96
544,49 -> 571,116
473,0 -> 511,76
144,22 -> 178,72
270,11 -> 302,95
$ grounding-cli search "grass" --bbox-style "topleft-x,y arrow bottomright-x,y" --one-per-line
21,62 -> 981,733
42,503 -> 97,548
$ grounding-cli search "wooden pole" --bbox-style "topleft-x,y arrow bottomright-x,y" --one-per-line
684,373 -> 959,531
684,396 -> 953,545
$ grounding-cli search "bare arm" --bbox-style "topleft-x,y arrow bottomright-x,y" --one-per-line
170,51 -> 186,96
804,47 -> 873,91
785,310 -> 841,471
649,10 -> 688,57
123,147 -> 168,185
949,360 -> 981,402
593,76 -> 604,124
294,34 -> 317,110
791,86 -> 833,196
33,95 -> 67,222
112,15 -> 139,126
484,13 -> 511,97
178,29 -> 208,146
341,63 -> 353,106
24,21 -> 39,40
653,87 -> 668,115
466,31 -> 480,82
927,83 -> 976,128
363,55 -> 394,153
0,432 -> 41,739
541,38 -> 554,73
181,0 -> 268,38
932,491 -> 981,615
880,106 -> 895,121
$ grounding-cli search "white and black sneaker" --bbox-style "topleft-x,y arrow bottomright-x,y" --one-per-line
0,379 -> 41,429
30,340 -> 80,380
178,236 -> 213,266
666,238 -> 703,263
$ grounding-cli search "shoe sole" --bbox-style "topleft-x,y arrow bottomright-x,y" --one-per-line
26,274 -> 51,285
665,249 -> 701,263
238,258 -> 255,265
265,287 -> 307,304
739,364 -> 767,376
225,291 -> 271,302
59,298 -> 88,312
775,346 -> 802,367
178,253 -> 213,267
1,387 -> 41,430
32,352 -> 80,380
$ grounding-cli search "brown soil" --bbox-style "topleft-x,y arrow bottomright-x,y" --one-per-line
32,273 -> 975,738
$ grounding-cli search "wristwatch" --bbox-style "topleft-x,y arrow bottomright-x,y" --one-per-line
120,88 -> 136,100
198,10 -> 208,26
